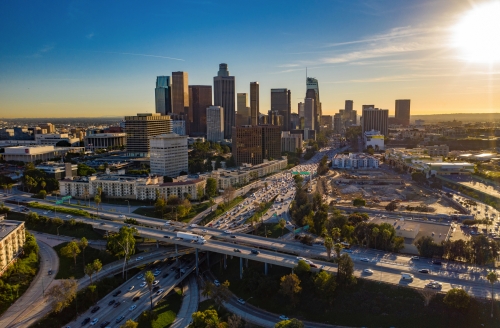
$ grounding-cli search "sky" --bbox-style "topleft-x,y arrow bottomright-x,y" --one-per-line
0,0 -> 499,118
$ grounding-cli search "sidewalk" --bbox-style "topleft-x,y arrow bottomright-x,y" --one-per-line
171,275 -> 199,328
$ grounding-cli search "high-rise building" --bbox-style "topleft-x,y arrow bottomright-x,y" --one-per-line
298,102 -> 304,118
124,113 -> 172,157
206,106 -> 224,142
236,93 -> 250,126
281,131 -> 303,153
362,108 -> 389,136
395,99 -> 411,126
345,100 -> 353,112
362,104 -> 375,110
214,64 -> 235,139
232,125 -> 281,166
268,111 -> 283,127
333,113 -> 343,133
290,113 -> 300,130
344,100 -> 357,124
189,85 -> 212,136
171,71 -> 189,118
271,88 -> 291,131
321,115 -> 333,130
304,98 -> 315,130
155,76 -> 172,115
250,82 -> 259,126
306,77 -> 321,131
150,133 -> 188,178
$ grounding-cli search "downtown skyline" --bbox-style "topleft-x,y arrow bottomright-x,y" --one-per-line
1,0 -> 499,118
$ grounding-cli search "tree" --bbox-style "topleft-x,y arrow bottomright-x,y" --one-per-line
227,314 -> 242,328
190,309 -> 225,328
324,236 -> 333,259
196,184 -> 205,200
275,318 -> 305,328
201,281 -> 214,299
279,218 -> 286,237
487,271 -> 498,318
418,288 -> 438,307
40,180 -> 46,190
93,258 -> 102,281
212,280 -> 231,310
336,253 -> 356,286
443,288 -> 470,310
371,227 -> 379,249
279,273 -> 302,306
145,270 -> 155,312
46,278 -> 77,313
331,227 -> 341,241
333,243 -> 343,258
38,190 -> 47,199
412,172 -> 427,184
79,237 -> 88,266
352,198 -> 365,207
385,201 -> 398,211
60,241 -> 81,268
107,226 -> 137,278
25,176 -> 37,193
84,263 -> 95,285
155,196 -> 166,219
120,319 -> 139,328
313,271 -> 336,305
94,194 -> 101,219
222,185 -> 235,206
23,232 -> 39,255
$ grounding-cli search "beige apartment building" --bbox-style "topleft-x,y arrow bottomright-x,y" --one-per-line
0,219 -> 26,277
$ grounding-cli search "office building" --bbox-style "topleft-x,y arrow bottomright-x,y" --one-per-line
84,132 -> 126,150
281,131 -> 303,153
232,125 -> 281,166
362,108 -> 389,136
345,100 -> 353,112
189,85 -> 212,136
150,133 -> 188,178
36,162 -> 78,180
344,100 -> 357,125
155,76 -> 171,115
214,64 -> 235,139
306,77 -> 321,131
3,145 -> 82,163
395,99 -> 411,126
290,113 -> 300,130
125,113 -> 172,157
304,98 -> 315,130
171,120 -> 186,136
333,113 -> 343,133
171,72 -> 189,116
236,93 -> 250,126
268,111 -> 283,127
425,144 -> 449,157
35,133 -> 80,146
362,104 -> 375,110
364,130 -> 385,151
298,102 -> 304,118
271,88 -> 291,131
206,106 -> 224,142
321,115 -> 333,130
60,175 -> 206,201
0,219 -> 26,277
250,82 -> 259,126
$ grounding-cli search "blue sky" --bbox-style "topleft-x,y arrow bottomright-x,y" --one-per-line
0,0 -> 499,118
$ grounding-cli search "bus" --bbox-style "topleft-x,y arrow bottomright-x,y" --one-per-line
340,242 -> 351,249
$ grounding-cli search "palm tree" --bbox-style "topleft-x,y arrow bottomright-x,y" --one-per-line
84,263 -> 95,285
487,271 -> 498,318
333,243 -> 343,259
79,237 -> 88,266
324,236 -> 334,259
202,281 -> 214,299
372,227 -> 379,249
278,218 -> 286,237
331,227 -> 341,242
94,195 -> 101,219
93,259 -> 102,282
145,271 -> 155,312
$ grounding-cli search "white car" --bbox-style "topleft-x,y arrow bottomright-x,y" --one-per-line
135,256 -> 144,261
363,269 -> 373,274
224,230 -> 230,234
66,215 -> 72,218
129,305 -> 137,311
237,298 -> 245,304
214,280 -> 221,286
136,274 -> 144,279
152,280 -> 159,286
140,282 -> 146,287
128,286 -> 135,291
90,318 -> 99,325
118,214 -> 126,218
279,315 -> 289,320
190,224 -> 198,228
202,229 -> 207,233
156,288 -> 164,295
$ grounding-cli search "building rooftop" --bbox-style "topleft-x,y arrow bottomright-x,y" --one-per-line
0,219 -> 23,239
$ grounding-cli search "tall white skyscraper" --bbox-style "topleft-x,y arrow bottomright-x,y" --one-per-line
207,106 -> 224,142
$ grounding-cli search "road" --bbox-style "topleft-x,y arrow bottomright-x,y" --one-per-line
171,275 -> 198,328
0,240 -> 59,328
66,259 -> 196,328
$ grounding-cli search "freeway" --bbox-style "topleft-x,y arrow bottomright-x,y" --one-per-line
66,259 -> 196,328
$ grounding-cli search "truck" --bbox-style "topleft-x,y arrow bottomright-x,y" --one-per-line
176,232 -> 206,243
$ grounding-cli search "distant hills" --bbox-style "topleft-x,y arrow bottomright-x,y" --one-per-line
411,113 -> 500,123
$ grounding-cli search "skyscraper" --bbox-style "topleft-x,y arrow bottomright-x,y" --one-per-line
344,100 -> 357,124
395,99 -> 411,126
362,108 -> 389,136
304,98 -> 315,130
236,93 -> 250,126
271,88 -> 291,131
306,77 -> 321,131
155,76 -> 171,115
206,106 -> 224,142
250,82 -> 259,126
171,72 -> 189,116
345,100 -> 353,112
214,63 -> 235,139
231,125 -> 281,166
189,85 -> 212,136
124,113 -> 172,157
298,102 -> 304,118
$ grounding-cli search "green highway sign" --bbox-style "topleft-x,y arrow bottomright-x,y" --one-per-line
55,200 -> 63,205
61,196 -> 72,201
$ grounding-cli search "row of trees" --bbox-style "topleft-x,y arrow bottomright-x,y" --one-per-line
415,234 -> 500,266
155,194 -> 193,220
21,163 -> 59,194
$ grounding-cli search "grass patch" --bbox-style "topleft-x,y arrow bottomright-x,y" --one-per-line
53,243 -> 117,279
27,202 -> 91,218
7,212 -> 103,240
138,289 -> 183,328
30,268 -> 141,328
211,254 -> 500,328
133,202 -> 211,223
254,223 -> 285,239
0,251 -> 39,316
200,197 -> 244,226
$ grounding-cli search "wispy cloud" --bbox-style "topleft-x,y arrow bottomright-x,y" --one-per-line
277,64 -> 299,68
28,44 -> 54,58
86,33 -> 94,40
95,51 -> 184,61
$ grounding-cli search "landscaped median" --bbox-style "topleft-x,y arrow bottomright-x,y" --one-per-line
28,202 -> 91,218
200,196 -> 244,226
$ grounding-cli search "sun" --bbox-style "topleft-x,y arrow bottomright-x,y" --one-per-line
452,1 -> 500,63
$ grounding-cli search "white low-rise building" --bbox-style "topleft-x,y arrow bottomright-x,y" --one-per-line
3,145 -> 83,163
35,133 -> 80,146
332,153 -> 379,169
363,130 -> 385,151
59,175 -> 205,201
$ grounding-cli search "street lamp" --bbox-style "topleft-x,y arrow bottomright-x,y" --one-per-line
57,224 -> 63,236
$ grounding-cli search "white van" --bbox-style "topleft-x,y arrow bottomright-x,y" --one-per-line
401,273 -> 414,280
